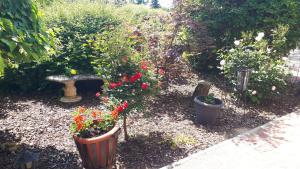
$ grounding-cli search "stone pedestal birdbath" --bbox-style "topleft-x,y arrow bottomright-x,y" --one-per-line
46,75 -> 101,103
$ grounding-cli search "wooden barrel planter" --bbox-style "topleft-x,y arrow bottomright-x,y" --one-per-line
73,125 -> 121,169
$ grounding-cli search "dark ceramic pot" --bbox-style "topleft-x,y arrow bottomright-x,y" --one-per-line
73,125 -> 121,169
194,96 -> 224,125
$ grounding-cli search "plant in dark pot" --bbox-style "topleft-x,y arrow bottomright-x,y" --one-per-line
70,99 -> 128,169
194,94 -> 224,125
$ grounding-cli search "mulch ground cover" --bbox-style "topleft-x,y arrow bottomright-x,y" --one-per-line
1,68 -> 299,169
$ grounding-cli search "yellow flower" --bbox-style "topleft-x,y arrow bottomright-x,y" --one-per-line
70,69 -> 77,75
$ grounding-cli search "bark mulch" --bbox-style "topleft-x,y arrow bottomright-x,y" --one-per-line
1,69 -> 299,169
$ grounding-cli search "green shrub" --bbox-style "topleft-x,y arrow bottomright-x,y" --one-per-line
0,2 -> 167,93
0,0 -> 51,75
219,32 -> 290,103
184,0 -> 300,71
43,1 -> 121,75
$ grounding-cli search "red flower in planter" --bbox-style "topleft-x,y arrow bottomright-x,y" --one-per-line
111,109 -> 119,120
74,115 -> 84,123
91,111 -> 97,118
76,122 -> 84,131
109,83 -> 118,89
78,106 -> 86,114
141,82 -> 149,90
95,92 -> 101,97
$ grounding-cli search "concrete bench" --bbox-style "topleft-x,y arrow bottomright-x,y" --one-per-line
46,75 -> 101,103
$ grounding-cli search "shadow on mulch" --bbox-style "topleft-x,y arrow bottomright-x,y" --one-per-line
200,108 -> 271,133
117,131 -> 187,169
0,97 -> 30,119
0,130 -> 82,169
145,93 -> 194,121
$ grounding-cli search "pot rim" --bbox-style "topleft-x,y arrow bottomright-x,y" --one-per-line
73,124 -> 121,144
194,96 -> 224,108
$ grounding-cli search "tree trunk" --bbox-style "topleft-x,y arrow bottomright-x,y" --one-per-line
123,113 -> 129,141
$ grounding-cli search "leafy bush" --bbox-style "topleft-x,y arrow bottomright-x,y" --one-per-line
43,1 -> 121,75
91,25 -> 162,140
184,0 -> 300,71
0,1 -> 168,93
219,32 -> 290,103
0,0 -> 51,75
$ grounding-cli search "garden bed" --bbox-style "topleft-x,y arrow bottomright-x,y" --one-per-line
0,69 -> 299,169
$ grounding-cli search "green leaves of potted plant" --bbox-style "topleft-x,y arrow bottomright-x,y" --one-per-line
194,94 -> 224,125
70,100 -> 128,169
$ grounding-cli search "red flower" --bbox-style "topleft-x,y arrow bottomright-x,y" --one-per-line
95,92 -> 101,97
135,72 -> 143,79
76,122 -> 84,131
78,106 -> 86,114
130,75 -> 137,83
91,111 -> 97,118
74,115 -> 84,123
123,101 -> 128,109
111,109 -> 119,120
117,105 -> 124,113
116,81 -> 123,87
109,83 -> 117,89
158,68 -> 165,76
141,82 -> 149,90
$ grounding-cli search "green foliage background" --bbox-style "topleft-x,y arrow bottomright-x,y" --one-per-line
0,1 -> 166,92
0,0 -> 51,75
184,0 -> 300,72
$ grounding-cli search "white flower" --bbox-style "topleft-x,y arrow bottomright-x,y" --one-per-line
234,40 -> 240,46
272,86 -> 276,91
229,48 -> 235,53
252,90 -> 257,95
255,32 -> 265,41
220,60 -> 226,66
267,48 -> 271,54
282,57 -> 289,61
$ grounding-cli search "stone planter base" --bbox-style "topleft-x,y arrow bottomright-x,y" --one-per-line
60,96 -> 82,103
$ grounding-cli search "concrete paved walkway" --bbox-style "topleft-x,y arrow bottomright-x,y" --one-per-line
162,111 -> 300,169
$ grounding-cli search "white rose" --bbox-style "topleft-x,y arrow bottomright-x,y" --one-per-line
234,40 -> 240,46
272,86 -> 276,91
252,90 -> 257,95
220,60 -> 226,66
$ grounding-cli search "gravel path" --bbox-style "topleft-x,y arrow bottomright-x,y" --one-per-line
0,69 -> 299,169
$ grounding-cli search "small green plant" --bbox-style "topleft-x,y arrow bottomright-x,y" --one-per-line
200,94 -> 216,105
171,134 -> 198,149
